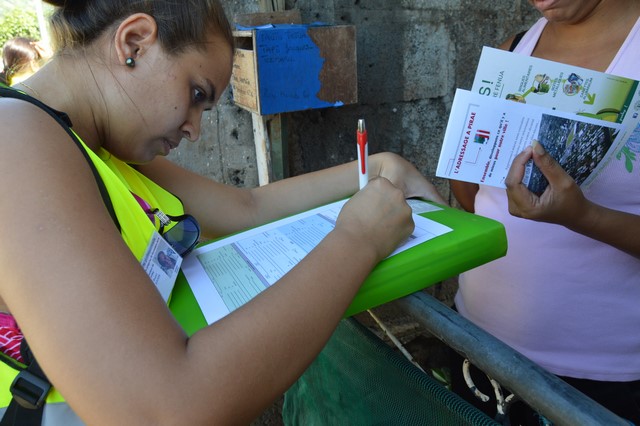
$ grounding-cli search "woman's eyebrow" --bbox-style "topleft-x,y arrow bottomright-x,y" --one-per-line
206,78 -> 217,103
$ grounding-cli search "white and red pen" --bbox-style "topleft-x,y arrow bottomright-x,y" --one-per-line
357,118 -> 368,190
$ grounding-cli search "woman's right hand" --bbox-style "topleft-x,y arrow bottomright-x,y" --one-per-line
335,177 -> 415,262
505,141 -> 588,226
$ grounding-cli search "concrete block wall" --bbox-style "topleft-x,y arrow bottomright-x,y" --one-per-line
169,0 -> 540,202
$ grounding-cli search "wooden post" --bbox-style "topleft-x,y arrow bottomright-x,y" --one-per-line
250,0 -> 287,186
251,114 -> 272,186
267,114 -> 288,181
259,0 -> 285,12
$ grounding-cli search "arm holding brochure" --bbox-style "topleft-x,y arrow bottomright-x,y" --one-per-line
447,2 -> 640,424
439,50 -> 640,256
505,138 -> 640,256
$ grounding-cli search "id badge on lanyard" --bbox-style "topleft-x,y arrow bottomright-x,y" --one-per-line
140,231 -> 183,302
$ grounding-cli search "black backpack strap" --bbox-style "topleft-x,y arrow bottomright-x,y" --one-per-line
0,86 -> 120,232
0,340 -> 50,426
508,30 -> 527,52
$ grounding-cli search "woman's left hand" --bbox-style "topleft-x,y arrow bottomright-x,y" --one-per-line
371,152 -> 447,205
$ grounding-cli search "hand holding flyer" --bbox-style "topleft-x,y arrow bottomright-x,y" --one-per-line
436,89 -> 624,193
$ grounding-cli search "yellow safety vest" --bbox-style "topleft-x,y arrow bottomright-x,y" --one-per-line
0,86 -> 184,425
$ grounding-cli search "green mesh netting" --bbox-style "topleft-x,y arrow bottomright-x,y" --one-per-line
283,318 -> 499,426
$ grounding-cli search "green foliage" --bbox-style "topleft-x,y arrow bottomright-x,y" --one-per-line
0,7 -> 41,50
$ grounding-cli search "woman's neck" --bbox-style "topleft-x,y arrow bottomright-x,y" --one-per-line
16,58 -> 105,153
533,0 -> 640,71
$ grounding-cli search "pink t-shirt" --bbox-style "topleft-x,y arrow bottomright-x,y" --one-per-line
455,17 -> 640,381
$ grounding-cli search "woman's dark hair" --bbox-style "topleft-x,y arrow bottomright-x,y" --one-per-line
42,0 -> 233,55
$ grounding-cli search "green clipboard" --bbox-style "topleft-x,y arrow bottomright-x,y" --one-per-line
169,202 -> 507,336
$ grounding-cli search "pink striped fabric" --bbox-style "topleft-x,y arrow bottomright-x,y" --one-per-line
0,313 -> 23,363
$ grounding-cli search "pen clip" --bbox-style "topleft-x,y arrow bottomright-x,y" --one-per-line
357,119 -> 367,174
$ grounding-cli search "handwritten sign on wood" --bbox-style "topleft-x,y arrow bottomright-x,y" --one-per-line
231,24 -> 357,115
231,48 -> 259,113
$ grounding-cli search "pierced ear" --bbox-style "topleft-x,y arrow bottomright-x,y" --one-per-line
114,13 -> 158,67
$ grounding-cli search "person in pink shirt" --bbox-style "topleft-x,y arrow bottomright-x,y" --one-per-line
450,0 -> 640,424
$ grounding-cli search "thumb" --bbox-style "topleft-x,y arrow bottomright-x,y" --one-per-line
531,139 -> 565,183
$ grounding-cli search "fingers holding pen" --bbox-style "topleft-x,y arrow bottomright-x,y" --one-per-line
369,152 -> 447,205
338,177 -> 414,261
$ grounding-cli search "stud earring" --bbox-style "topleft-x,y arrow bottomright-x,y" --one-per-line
125,57 -> 135,68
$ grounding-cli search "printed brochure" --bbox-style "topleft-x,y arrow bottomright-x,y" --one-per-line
436,47 -> 640,192
437,89 -> 625,192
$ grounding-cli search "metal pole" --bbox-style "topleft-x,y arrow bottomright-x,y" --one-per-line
395,292 -> 629,426
34,0 -> 49,47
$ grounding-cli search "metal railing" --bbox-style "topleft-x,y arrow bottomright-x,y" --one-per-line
395,291 -> 629,426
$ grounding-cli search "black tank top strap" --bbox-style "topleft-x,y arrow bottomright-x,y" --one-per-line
509,30 -> 527,52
